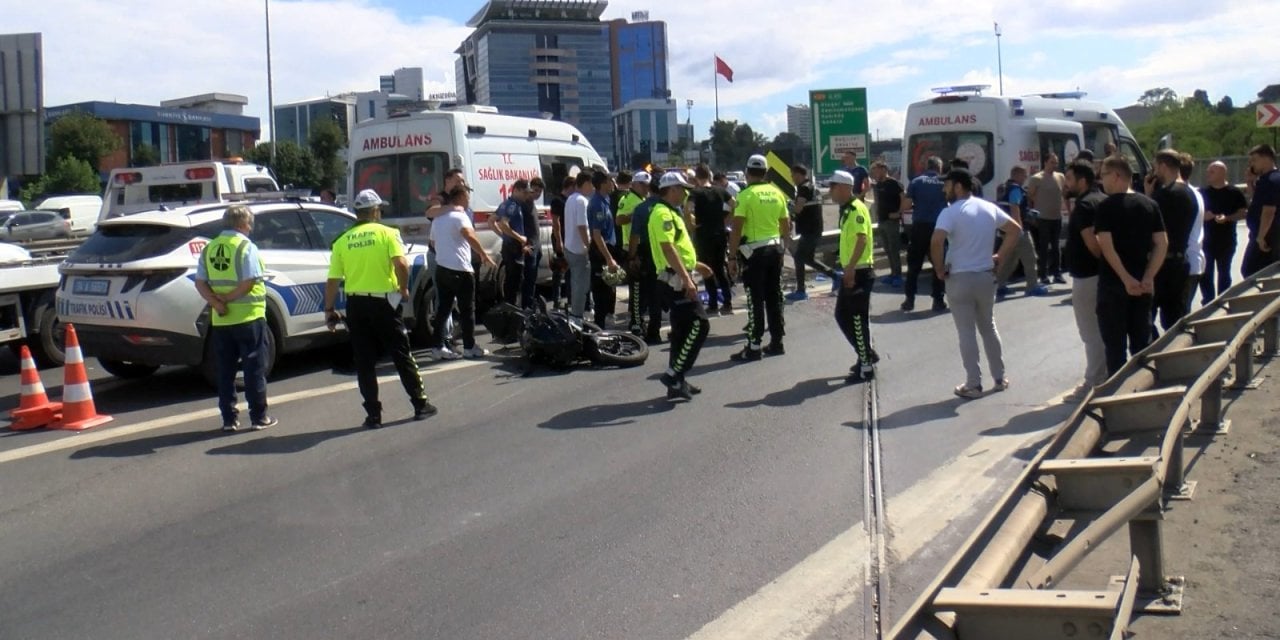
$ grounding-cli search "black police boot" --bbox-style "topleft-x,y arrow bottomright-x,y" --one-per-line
731,345 -> 763,362
363,401 -> 382,429
413,400 -> 439,421
763,342 -> 786,357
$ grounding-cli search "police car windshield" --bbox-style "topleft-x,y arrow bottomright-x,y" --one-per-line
70,221 -> 223,263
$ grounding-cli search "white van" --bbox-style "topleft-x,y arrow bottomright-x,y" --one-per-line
347,105 -> 608,307
902,86 -> 1150,199
34,194 -> 103,235
100,160 -> 278,222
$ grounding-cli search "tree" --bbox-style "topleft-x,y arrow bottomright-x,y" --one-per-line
708,120 -> 769,171
766,132 -> 811,168
131,143 -> 160,167
1258,84 -> 1280,103
48,112 -> 119,169
246,140 -> 319,189
1132,98 -> 1271,159
1216,95 -> 1235,116
1138,87 -> 1179,110
1186,89 -> 1211,110
20,156 -> 101,205
307,118 -> 347,191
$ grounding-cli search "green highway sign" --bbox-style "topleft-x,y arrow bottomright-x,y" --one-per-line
810,88 -> 870,175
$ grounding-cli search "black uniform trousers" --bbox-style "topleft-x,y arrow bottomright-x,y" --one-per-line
904,222 -> 945,303
345,295 -> 427,419
630,243 -> 664,338
1096,281 -> 1153,376
589,244 -> 623,327
792,232 -> 834,291
500,243 -> 525,307
1151,257 -> 1190,333
742,244 -> 785,347
835,268 -> 876,365
695,234 -> 733,309
661,280 -> 709,377
1035,218 -> 1063,279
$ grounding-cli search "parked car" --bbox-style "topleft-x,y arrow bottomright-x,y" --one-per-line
0,210 -> 72,242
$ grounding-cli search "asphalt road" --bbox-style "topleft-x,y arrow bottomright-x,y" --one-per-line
0,275 -> 1088,639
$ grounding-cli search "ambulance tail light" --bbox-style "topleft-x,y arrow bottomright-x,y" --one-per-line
185,167 -> 217,180
114,172 -> 143,185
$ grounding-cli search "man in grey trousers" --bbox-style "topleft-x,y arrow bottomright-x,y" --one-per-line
931,168 -> 1022,399
1063,160 -> 1109,400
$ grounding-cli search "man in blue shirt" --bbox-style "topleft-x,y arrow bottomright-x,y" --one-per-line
587,171 -> 621,327
493,178 -> 534,307
627,180 -> 664,343
841,150 -> 870,197
902,155 -> 949,312
1243,144 -> 1280,277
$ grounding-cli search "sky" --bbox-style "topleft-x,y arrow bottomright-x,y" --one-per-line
8,0 -> 1279,147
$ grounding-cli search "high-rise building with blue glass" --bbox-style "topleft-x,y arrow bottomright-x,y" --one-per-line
456,0 -> 615,162
608,14 -> 669,109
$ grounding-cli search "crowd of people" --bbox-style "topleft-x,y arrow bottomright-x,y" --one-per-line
198,141 -> 1280,428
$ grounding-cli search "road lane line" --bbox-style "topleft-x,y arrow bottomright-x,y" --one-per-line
0,359 -> 485,465
686,427 -> 1052,639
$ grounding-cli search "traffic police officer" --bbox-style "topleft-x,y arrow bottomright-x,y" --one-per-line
618,171 -> 651,335
194,204 -> 277,432
729,154 -> 791,361
323,189 -> 436,428
651,171 -> 710,400
830,170 -> 880,382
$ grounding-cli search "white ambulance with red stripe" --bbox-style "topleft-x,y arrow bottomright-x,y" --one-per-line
347,105 -> 607,305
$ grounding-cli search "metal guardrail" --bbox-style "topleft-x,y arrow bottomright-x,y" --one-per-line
11,237 -> 84,260
890,263 -> 1280,639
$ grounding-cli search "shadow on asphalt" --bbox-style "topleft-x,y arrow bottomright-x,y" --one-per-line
871,309 -> 948,325
976,402 -> 1074,438
206,425 -> 368,455
70,429 -> 226,458
538,395 -> 675,430
876,396 -> 966,429
724,376 -> 849,409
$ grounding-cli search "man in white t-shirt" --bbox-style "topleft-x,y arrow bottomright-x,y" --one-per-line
931,168 -> 1023,399
563,172 -> 595,319
1178,152 -> 1206,311
428,183 -> 496,360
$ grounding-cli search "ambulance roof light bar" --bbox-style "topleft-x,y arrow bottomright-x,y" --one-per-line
1029,91 -> 1089,100
931,84 -> 991,96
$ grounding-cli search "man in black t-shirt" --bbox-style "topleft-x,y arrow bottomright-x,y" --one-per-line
1199,161 -> 1248,303
871,161 -> 904,285
548,176 -> 575,307
688,164 -> 735,314
787,164 -> 833,300
1063,161 -> 1108,397
1095,156 -> 1169,376
1144,150 -> 1197,333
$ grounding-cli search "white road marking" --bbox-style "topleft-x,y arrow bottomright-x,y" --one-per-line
686,428 -> 1050,639
0,359 -> 485,465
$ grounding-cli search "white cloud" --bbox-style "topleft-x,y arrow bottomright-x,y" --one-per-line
859,64 -> 922,87
758,110 -> 788,137
868,109 -> 907,143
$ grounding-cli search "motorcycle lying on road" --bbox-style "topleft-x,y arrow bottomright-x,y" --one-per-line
483,297 -> 648,374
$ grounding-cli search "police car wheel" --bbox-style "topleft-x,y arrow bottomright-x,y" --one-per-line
28,293 -> 66,368
98,359 -> 159,379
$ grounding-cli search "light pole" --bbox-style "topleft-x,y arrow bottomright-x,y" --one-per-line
994,21 -> 1004,96
266,0 -> 277,166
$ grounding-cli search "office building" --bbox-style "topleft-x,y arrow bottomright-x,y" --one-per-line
0,33 -> 44,181
456,0 -> 615,162
607,13 -> 669,109
379,67 -> 424,101
613,98 -> 677,169
787,104 -> 813,147
274,95 -> 357,146
45,94 -> 261,176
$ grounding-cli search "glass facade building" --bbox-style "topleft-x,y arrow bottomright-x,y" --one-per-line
613,99 -> 678,170
274,97 -> 356,146
608,20 -> 669,109
456,1 -> 615,163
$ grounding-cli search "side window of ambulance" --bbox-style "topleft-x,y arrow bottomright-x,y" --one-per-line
539,155 -> 586,207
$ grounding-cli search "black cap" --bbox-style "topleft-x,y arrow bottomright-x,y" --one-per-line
945,168 -> 973,186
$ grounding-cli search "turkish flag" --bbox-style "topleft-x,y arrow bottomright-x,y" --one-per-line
715,56 -> 734,83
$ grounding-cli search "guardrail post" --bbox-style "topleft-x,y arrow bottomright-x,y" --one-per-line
1265,317 -> 1279,356
1164,430 -> 1195,501
1230,335 -> 1261,389
1128,520 -> 1183,614
1193,376 -> 1231,435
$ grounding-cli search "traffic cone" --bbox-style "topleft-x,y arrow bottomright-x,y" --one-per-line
51,324 -> 112,431
9,345 -> 62,430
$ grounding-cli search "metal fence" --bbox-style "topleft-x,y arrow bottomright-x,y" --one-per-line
890,262 -> 1280,639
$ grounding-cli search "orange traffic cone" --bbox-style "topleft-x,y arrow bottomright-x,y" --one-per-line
51,324 -> 112,431
9,345 -> 63,430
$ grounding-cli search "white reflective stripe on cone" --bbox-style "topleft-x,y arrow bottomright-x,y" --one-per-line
62,382 -> 94,404
20,356 -> 36,368
64,345 -> 84,365
20,383 -> 46,395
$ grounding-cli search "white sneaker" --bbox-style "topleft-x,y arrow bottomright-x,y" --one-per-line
461,346 -> 489,358
431,347 -> 461,361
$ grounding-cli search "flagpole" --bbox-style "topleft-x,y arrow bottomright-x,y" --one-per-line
714,54 -> 720,122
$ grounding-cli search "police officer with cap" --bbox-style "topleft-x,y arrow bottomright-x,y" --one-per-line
729,154 -> 791,361
650,171 -> 711,400
323,189 -> 436,428
830,170 -> 880,382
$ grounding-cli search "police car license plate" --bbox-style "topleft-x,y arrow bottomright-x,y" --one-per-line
72,278 -> 111,296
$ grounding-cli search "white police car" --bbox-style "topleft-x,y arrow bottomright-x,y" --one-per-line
56,198 -> 434,383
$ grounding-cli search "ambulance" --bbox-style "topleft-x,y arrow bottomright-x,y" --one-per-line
347,105 -> 608,310
902,86 -> 1150,199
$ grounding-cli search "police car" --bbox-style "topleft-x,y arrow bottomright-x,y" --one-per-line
56,197 -> 433,384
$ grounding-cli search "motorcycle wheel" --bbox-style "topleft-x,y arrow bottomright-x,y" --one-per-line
584,331 -> 648,367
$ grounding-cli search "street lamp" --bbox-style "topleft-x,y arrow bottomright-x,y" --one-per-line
994,21 -> 1004,96
266,0 -> 277,165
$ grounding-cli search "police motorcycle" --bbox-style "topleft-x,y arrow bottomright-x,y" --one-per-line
483,288 -> 648,374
